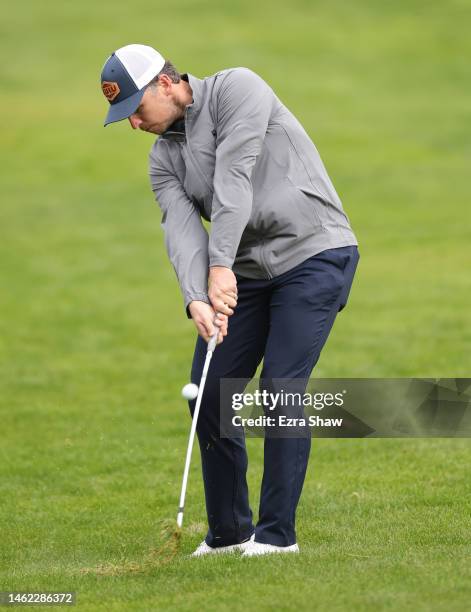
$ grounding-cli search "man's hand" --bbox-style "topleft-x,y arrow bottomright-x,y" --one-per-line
208,266 -> 238,316
188,301 -> 228,344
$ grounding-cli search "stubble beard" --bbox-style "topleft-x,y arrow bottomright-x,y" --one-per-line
151,97 -> 187,135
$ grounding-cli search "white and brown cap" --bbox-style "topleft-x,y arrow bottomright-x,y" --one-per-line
100,44 -> 165,126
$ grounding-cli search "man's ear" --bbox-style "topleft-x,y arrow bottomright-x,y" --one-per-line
158,73 -> 173,94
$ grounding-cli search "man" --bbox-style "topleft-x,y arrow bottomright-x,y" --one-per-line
100,44 -> 360,557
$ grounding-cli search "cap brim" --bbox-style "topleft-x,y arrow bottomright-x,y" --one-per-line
103,88 -> 146,126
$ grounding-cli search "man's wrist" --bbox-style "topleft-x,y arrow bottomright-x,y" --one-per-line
209,265 -> 233,276
185,295 -> 210,319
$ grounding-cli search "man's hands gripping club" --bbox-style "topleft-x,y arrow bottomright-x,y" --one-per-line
188,266 -> 238,345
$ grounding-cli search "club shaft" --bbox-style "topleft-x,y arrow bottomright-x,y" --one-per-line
177,334 -> 217,528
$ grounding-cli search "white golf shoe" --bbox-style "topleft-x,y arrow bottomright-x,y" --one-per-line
241,541 -> 299,557
191,533 -> 255,557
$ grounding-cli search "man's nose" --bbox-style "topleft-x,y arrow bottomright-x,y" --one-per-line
128,115 -> 142,130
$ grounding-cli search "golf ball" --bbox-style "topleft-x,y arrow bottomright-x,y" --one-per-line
181,383 -> 199,400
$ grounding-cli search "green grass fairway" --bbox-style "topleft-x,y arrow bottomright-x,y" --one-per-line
1,1 -> 470,610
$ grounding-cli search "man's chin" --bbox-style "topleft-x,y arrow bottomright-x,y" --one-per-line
140,125 -> 161,135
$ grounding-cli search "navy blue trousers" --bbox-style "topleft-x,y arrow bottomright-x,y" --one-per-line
189,246 -> 360,547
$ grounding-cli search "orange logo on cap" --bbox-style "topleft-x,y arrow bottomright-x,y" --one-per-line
102,81 -> 120,102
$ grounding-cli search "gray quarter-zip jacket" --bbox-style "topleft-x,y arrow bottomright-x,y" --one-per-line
148,67 -> 358,316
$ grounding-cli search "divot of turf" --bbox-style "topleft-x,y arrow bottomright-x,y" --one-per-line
79,519 -> 182,576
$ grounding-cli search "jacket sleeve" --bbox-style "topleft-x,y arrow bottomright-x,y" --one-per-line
149,144 -> 210,318
209,68 -> 273,269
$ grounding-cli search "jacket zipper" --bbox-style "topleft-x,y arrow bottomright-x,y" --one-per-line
183,112 -> 214,196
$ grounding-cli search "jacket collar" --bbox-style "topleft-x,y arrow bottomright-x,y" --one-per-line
185,72 -> 204,118
159,72 -> 204,141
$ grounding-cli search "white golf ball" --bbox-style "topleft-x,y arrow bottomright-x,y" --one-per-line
181,383 -> 199,400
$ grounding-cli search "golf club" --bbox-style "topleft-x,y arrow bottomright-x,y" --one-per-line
177,326 -> 219,529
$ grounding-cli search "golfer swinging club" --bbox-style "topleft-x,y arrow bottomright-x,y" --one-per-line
100,44 -> 360,557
